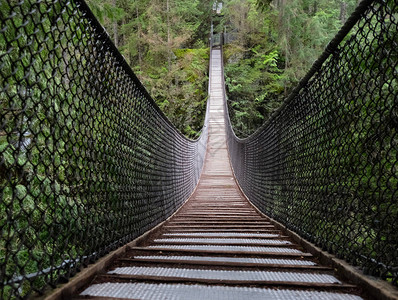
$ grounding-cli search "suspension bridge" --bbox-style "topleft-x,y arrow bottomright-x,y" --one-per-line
1,0 -> 397,299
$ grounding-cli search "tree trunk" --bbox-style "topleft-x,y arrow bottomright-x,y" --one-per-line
113,0 -> 118,47
313,1 -> 318,15
137,6 -> 142,67
167,0 -> 171,70
340,2 -> 347,24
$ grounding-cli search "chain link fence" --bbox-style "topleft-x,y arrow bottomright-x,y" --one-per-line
0,0 -> 208,298
225,0 -> 398,286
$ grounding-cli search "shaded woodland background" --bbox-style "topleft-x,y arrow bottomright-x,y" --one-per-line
86,0 -> 358,137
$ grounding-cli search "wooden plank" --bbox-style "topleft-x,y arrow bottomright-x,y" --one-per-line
128,247 -> 312,258
118,258 -> 331,271
97,274 -> 356,290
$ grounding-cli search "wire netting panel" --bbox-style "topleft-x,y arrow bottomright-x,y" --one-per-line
0,0 -> 208,298
226,0 -> 397,285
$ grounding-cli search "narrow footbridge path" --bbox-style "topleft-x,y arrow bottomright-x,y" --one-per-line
76,49 -> 363,300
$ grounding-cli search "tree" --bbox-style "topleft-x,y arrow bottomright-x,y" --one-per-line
223,0 -> 358,137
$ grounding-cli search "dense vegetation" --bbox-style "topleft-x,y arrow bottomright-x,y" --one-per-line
87,0 -> 359,138
86,0 -> 213,137
222,0 -> 359,137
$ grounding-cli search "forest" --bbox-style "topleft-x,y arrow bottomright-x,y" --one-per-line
85,0 -> 359,137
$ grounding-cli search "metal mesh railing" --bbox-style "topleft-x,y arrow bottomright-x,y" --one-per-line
225,0 -> 398,285
0,0 -> 208,298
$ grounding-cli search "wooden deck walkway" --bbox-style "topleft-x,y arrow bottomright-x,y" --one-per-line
74,49 -> 364,300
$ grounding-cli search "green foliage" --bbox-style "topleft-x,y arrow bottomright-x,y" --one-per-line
86,0 -> 212,138
87,0 -> 125,23
255,0 -> 273,11
222,0 -> 359,137
143,48 -> 209,137
225,45 -> 284,136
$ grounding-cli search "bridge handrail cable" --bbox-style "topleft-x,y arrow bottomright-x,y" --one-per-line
224,0 -> 398,286
0,0 -> 209,297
